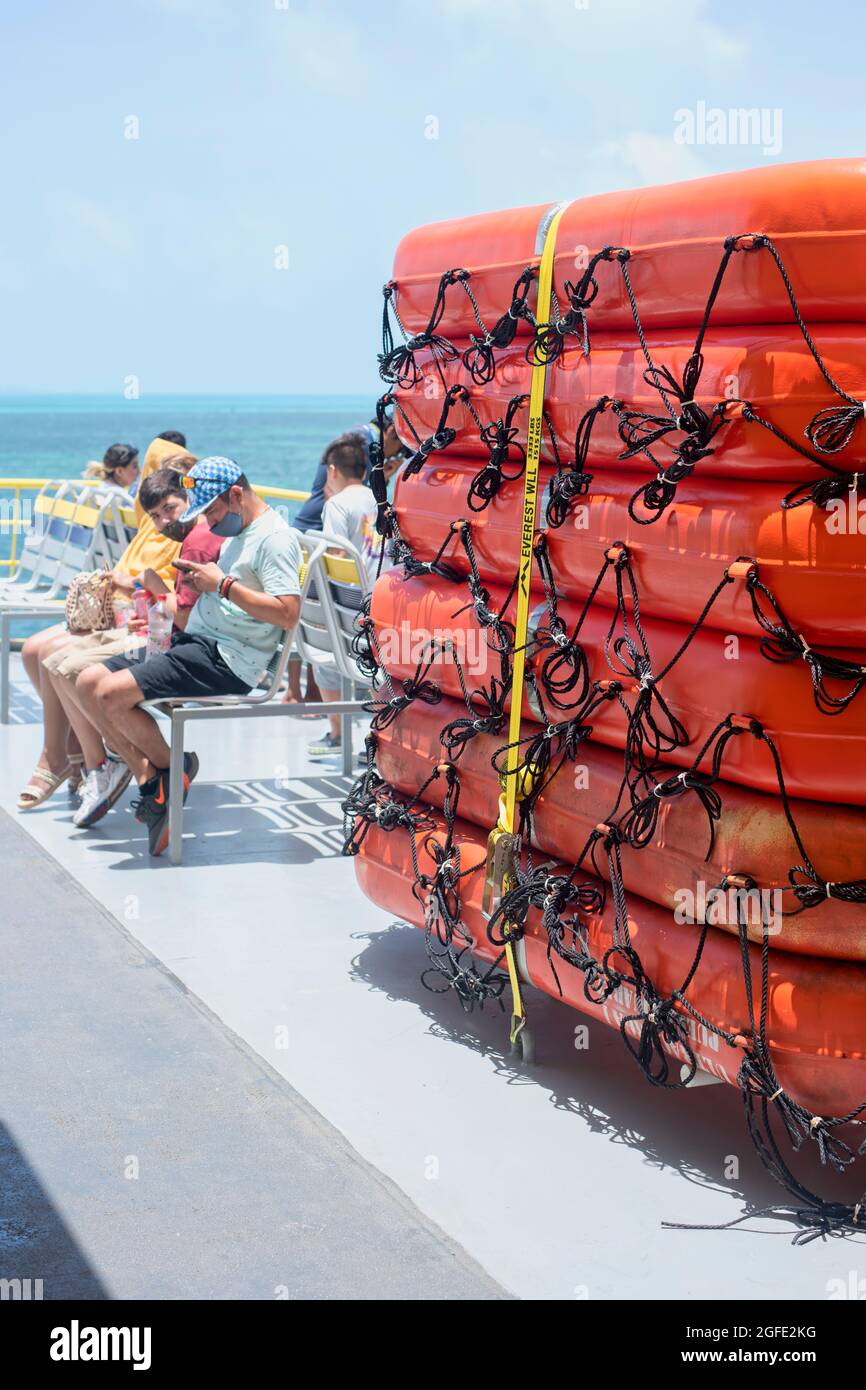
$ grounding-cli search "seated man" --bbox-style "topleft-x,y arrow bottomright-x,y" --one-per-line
75,457 -> 302,856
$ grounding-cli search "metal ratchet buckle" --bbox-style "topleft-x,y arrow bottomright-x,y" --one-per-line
481,827 -> 516,922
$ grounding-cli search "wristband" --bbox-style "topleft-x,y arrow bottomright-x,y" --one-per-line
220,575 -> 236,601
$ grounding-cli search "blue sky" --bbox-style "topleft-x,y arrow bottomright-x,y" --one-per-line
1,0 -> 862,395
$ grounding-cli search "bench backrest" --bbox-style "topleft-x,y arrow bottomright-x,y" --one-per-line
6,482 -> 134,596
295,530 -> 373,687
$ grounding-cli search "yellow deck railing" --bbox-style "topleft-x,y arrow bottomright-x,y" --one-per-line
0,478 -> 311,573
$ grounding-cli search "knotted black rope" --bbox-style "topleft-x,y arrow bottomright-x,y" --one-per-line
782,471 -> 865,511
622,367 -> 733,525
527,246 -> 629,367
365,641 -> 443,732
531,533 -> 628,712
342,771 -> 438,857
745,569 -> 866,715
545,394 -> 608,528
462,267 -> 536,385
400,383 -> 466,479
369,391 -> 429,537
378,270 -> 464,389
466,393 -> 528,511
492,711 -> 593,815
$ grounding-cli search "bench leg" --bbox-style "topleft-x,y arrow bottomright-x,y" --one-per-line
0,612 -> 10,725
168,712 -> 185,865
340,677 -> 353,777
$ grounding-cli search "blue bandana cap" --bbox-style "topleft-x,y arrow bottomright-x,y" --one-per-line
179,456 -> 244,521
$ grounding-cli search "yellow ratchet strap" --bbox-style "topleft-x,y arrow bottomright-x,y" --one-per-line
497,202 -> 568,1047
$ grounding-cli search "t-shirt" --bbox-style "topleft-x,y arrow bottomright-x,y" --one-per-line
185,508 -> 302,687
174,519 -> 225,613
321,483 -> 387,585
118,515 -> 181,590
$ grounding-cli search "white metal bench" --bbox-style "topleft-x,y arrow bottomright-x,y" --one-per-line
0,484 -> 135,722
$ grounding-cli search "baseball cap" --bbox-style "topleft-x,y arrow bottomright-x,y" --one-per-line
179,456 -> 243,521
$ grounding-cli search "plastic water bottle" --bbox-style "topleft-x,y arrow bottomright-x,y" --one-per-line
114,597 -> 135,630
146,600 -> 172,659
132,583 -> 150,624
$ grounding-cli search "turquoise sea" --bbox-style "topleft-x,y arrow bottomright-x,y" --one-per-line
0,394 -> 375,502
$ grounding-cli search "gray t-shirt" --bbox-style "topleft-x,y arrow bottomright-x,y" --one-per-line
185,508 -> 301,687
321,484 -> 386,585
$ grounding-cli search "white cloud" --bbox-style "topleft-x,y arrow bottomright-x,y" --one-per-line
599,131 -> 710,187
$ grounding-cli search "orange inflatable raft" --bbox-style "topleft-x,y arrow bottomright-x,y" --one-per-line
394,326 -> 866,482
391,159 -> 866,337
354,812 -> 866,1119
371,697 -> 866,961
368,569 -> 866,803
392,460 -> 866,646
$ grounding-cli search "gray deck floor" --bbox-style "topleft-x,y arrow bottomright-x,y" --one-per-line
0,804 -> 504,1300
1,657 -> 863,1299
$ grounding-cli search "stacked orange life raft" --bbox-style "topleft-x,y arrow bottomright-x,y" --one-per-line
345,159 -> 866,1224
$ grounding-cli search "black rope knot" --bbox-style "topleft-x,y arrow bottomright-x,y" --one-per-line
787,864 -> 866,911
545,465 -> 593,529
378,270 -> 465,387
805,402 -> 865,456
467,395 -> 528,511
462,267 -> 536,384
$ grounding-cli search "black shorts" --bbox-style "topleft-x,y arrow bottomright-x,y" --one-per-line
102,632 -> 252,702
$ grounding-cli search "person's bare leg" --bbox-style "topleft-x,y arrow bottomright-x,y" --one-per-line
77,667 -> 170,783
305,664 -> 321,702
50,671 -> 105,770
17,633 -> 83,806
321,687 -> 341,741
282,652 -> 303,704
21,628 -> 75,779
21,625 -> 65,698
40,671 -> 76,769
72,667 -> 149,780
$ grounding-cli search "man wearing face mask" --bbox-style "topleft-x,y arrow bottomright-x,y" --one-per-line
75,457 -> 302,855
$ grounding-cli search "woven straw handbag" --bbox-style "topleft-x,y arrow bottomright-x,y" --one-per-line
64,570 -> 116,635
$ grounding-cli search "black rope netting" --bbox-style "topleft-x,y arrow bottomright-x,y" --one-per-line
344,222 -> 866,1238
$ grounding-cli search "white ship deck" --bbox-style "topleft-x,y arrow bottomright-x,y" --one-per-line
1,653 -> 860,1300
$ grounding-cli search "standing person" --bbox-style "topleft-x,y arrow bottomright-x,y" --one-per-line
285,413 -> 404,705
306,433 -> 385,759
73,458 -> 302,856
293,413 -> 404,534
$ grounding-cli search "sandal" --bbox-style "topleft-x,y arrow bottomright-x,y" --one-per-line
18,758 -> 81,811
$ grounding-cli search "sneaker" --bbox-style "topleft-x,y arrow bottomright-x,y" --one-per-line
307,730 -> 342,758
183,751 -> 199,803
72,758 -> 133,829
131,760 -> 195,857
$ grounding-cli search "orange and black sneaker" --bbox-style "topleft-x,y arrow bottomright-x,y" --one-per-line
131,755 -> 198,857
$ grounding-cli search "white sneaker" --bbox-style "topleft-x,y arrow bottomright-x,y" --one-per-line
72,758 -> 132,828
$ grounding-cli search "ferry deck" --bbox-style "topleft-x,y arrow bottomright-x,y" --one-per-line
1,650 -> 858,1301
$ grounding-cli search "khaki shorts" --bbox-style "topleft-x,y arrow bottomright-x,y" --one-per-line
42,629 -> 146,680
